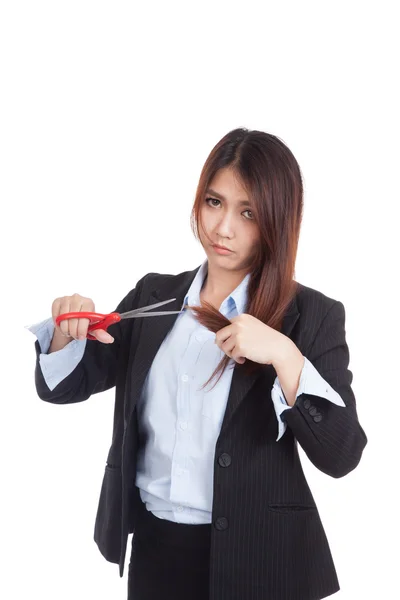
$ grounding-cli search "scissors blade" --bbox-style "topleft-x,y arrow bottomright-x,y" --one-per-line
120,310 -> 183,319
119,298 -> 182,319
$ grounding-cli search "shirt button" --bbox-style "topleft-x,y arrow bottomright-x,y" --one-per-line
181,374 -> 189,382
179,421 -> 188,430
177,506 -> 184,512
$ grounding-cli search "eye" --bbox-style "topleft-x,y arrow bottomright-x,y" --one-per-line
205,197 -> 221,208
204,197 -> 254,220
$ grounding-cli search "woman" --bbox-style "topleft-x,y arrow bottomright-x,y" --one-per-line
30,128 -> 367,600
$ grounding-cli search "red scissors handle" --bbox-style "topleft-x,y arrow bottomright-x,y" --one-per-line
55,312 -> 121,340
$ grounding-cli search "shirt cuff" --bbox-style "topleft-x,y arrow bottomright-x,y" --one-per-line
25,317 -> 87,391
297,356 -> 346,407
271,355 -> 346,441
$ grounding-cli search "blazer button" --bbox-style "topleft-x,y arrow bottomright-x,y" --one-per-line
313,414 -> 323,422
214,516 -> 229,531
218,453 -> 232,467
303,398 -> 311,409
309,406 -> 317,416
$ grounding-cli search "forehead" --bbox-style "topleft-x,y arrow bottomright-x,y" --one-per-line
206,169 -> 251,206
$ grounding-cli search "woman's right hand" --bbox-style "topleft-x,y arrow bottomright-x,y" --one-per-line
51,294 -> 114,344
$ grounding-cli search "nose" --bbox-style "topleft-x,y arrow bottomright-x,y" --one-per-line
215,212 -> 235,238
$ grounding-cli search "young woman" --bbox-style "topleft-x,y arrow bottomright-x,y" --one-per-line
30,128 -> 367,600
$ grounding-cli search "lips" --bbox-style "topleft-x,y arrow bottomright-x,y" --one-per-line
212,244 -> 232,251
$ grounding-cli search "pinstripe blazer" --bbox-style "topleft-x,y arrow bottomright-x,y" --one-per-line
34,264 -> 367,600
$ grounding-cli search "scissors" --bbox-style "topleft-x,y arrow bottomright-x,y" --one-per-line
55,298 -> 184,340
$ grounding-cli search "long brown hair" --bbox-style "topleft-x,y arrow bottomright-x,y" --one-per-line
186,127 -> 304,391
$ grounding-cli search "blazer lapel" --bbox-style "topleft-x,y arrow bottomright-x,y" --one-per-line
127,266 -> 300,431
220,299 -> 299,434
126,266 -> 200,424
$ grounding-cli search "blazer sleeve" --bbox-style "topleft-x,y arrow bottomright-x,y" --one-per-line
33,273 -> 149,405
280,300 -> 368,478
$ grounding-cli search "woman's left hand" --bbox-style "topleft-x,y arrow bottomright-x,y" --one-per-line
214,313 -> 292,366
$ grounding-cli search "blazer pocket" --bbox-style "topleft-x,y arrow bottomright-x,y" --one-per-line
268,502 -> 317,514
105,463 -> 121,470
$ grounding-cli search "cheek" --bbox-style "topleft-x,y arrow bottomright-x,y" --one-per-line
199,209 -> 213,235
250,232 -> 261,249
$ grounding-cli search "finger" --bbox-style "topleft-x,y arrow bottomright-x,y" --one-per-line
222,338 -> 236,356
233,353 -> 245,364
67,314 -> 80,339
215,324 -> 233,344
217,331 -> 233,347
90,329 -> 114,344
52,298 -> 62,331
76,298 -> 95,339
58,299 -> 72,337
69,296 -> 89,339
65,295 -> 95,340
67,302 -> 85,340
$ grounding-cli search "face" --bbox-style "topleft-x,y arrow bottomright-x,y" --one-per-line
198,167 -> 260,272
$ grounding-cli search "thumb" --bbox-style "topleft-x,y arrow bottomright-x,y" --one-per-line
91,329 -> 114,343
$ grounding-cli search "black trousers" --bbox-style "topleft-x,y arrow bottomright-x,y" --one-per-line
127,500 -> 212,600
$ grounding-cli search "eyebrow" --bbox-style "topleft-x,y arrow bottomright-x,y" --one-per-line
206,188 -> 251,207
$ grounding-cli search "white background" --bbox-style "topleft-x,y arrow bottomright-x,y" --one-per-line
1,1 -> 398,598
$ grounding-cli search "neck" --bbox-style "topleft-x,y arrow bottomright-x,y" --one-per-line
201,263 -> 248,300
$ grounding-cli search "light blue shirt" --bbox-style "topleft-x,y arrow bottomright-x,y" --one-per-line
27,259 -> 345,524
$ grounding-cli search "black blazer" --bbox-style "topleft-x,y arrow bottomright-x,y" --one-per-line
34,265 -> 367,600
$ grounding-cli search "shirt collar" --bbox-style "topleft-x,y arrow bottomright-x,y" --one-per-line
181,258 -> 250,315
